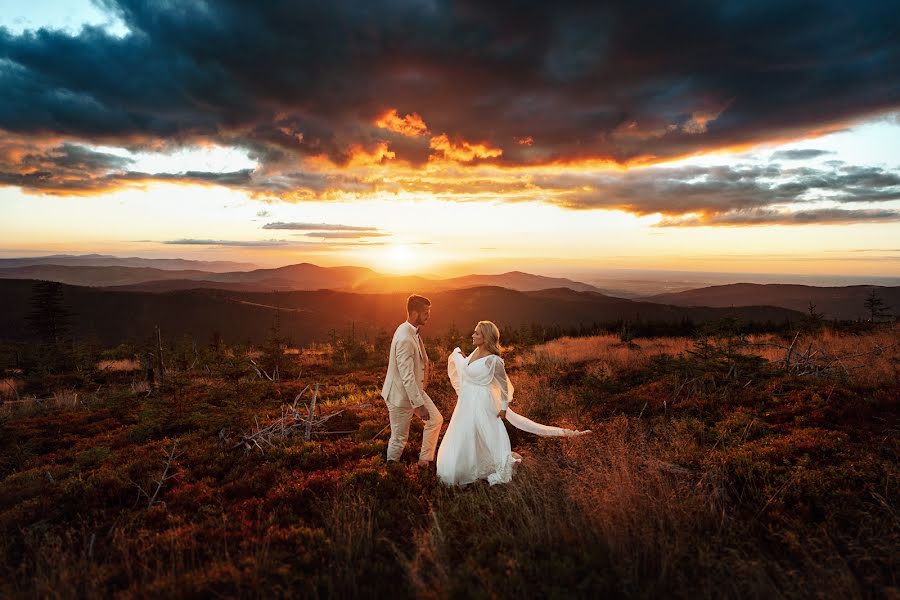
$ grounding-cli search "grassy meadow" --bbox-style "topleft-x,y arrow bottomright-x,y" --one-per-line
0,326 -> 897,598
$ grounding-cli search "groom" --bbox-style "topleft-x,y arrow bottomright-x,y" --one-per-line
381,294 -> 444,466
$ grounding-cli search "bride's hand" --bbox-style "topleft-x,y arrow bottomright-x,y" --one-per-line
497,409 -> 507,419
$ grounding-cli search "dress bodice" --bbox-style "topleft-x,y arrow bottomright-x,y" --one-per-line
448,347 -> 513,408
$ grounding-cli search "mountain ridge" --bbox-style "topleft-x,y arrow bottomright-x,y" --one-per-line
645,283 -> 900,320
0,254 -> 256,272
0,262 -> 613,295
0,279 -> 802,346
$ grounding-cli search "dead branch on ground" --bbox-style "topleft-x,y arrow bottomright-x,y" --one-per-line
230,384 -> 370,452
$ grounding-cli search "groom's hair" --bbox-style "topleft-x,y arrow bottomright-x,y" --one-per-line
407,294 -> 431,314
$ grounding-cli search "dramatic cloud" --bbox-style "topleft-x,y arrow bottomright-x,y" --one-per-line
375,109 -> 428,138
0,137 -> 256,193
536,162 -> 900,223
0,0 -> 898,222
428,134 -> 503,162
657,208 -> 900,227
770,149 -> 835,161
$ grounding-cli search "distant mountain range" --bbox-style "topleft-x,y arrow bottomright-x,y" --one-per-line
645,283 -> 900,320
0,262 -> 613,295
0,280 -> 802,346
0,256 -> 893,323
349,271 -> 602,294
0,254 -> 256,272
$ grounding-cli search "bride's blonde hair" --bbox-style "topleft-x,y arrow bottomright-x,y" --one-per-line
477,320 -> 502,356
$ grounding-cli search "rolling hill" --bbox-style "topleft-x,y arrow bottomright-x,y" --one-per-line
0,265 -> 216,287
645,283 -> 900,320
351,271 -> 603,294
0,279 -> 802,346
0,262 -> 612,295
0,254 -> 255,272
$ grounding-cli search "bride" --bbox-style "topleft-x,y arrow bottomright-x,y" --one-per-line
436,321 -> 590,486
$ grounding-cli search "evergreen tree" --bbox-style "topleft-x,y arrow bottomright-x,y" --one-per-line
27,281 -> 72,345
801,301 -> 826,332
25,281 -> 74,373
864,289 -> 891,322
261,311 -> 287,380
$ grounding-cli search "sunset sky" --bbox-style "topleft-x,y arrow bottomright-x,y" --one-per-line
1,0 -> 899,277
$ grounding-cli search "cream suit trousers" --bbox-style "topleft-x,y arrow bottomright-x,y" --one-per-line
386,391 -> 443,462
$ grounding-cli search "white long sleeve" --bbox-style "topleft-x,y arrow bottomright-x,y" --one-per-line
490,355 -> 514,411
448,348 -> 463,394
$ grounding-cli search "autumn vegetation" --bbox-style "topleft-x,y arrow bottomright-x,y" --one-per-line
0,295 -> 897,598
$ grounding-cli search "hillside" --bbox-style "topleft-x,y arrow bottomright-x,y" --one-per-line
0,254 -> 255,272
0,261 -> 614,295
351,271 -> 605,294
0,280 -> 803,346
0,263 -> 378,291
646,283 -> 900,320
0,265 -> 218,287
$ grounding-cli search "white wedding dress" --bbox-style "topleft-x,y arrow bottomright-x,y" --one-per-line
436,347 -> 590,486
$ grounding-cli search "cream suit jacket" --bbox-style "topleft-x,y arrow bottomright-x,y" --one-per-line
381,322 -> 427,408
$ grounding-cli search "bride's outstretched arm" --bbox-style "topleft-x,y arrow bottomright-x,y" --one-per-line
491,356 -> 514,412
490,355 -> 590,436
447,348 -> 463,394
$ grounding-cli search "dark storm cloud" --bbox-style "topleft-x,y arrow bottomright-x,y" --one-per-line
0,0 -> 897,172
146,170 -> 254,186
27,143 -> 133,171
0,139 -> 255,193
770,149 -> 834,160
657,208 -> 900,227
541,161 -> 900,222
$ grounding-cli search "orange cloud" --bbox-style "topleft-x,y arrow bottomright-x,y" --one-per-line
611,119 -> 678,143
374,109 -> 429,137
346,142 -> 396,167
514,136 -> 534,146
429,134 -> 503,162
682,101 -> 732,135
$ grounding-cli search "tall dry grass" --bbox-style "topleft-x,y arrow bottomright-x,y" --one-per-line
0,377 -> 22,401
1,387 -> 84,415
739,328 -> 899,386
400,419 -> 748,598
399,414 -> 875,599
96,358 -> 141,372
520,328 -> 899,388
518,334 -> 693,371
322,490 -> 377,597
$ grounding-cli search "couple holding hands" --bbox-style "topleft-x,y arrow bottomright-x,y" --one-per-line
381,294 -> 590,487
